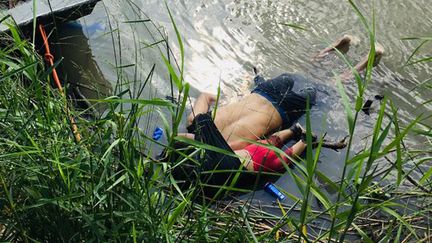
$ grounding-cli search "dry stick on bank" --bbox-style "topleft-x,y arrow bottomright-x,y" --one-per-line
38,24 -> 82,142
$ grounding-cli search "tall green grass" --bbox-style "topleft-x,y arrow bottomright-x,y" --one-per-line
1,0 -> 431,242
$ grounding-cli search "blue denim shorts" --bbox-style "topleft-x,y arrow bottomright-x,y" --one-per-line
252,73 -> 317,127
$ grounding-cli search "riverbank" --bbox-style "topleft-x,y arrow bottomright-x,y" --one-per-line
1,4 -> 432,242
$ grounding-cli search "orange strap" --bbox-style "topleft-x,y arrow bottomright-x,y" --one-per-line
39,24 -> 82,142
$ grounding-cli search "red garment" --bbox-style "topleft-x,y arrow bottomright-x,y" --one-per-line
244,136 -> 294,172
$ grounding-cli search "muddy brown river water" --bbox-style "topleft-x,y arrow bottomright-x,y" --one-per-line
57,0 -> 431,204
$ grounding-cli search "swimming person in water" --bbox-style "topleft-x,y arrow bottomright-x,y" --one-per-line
167,35 -> 384,199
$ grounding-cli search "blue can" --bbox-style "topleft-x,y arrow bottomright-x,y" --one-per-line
264,182 -> 286,200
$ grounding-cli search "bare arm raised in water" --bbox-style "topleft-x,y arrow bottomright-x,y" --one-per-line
187,92 -> 217,125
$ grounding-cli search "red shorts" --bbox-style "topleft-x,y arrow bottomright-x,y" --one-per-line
244,136 -> 293,172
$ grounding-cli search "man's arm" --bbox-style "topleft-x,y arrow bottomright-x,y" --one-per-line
187,92 -> 217,125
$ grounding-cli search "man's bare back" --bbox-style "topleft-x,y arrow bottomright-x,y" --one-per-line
213,94 -> 282,150
187,92 -> 283,150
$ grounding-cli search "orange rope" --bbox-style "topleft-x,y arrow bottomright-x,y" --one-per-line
39,24 -> 63,93
39,24 -> 82,142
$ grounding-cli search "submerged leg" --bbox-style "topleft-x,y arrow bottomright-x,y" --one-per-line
339,42 -> 385,81
353,42 -> 385,71
314,35 -> 354,59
